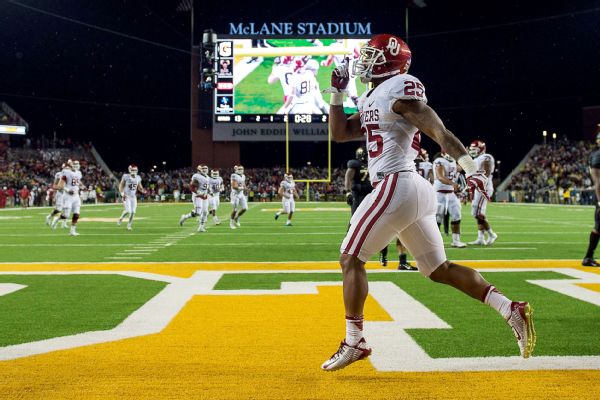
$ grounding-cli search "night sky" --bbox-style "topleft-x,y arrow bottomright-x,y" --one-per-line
1,0 -> 600,173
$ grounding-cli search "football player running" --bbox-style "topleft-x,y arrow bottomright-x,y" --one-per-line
230,165 -> 248,229
433,152 -> 467,248
117,165 -> 146,230
53,160 -> 83,236
415,148 -> 433,183
45,163 -> 68,229
468,140 -> 498,245
275,173 -> 299,226
208,169 -> 224,225
321,34 -> 535,371
179,165 -> 211,232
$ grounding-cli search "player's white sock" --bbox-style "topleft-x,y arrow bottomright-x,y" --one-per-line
119,211 -> 128,221
483,285 -> 512,320
128,213 -> 134,225
286,219 -> 291,225
478,230 -> 485,240
183,212 -> 194,220
200,212 -> 208,226
276,211 -> 281,217
486,228 -> 495,236
345,315 -> 364,347
452,233 -> 461,242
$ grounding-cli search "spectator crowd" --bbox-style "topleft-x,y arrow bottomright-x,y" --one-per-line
505,139 -> 595,204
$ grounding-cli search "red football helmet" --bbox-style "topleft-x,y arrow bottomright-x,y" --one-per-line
353,34 -> 412,83
468,140 -> 486,157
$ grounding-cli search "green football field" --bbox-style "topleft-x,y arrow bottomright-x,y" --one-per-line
0,201 -> 592,263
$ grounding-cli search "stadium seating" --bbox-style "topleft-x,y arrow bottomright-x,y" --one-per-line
505,139 -> 595,204
0,142 -> 117,208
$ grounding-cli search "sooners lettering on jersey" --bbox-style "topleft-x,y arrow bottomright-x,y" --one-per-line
122,174 -> 141,196
192,173 -> 210,197
357,73 -> 427,184
433,157 -> 458,192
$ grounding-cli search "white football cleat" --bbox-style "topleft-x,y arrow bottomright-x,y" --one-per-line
61,221 -> 68,229
213,216 -> 220,225
235,218 -> 241,228
45,215 -> 51,226
179,215 -> 186,226
229,220 -> 237,230
506,301 -> 536,358
51,219 -> 59,230
451,241 -> 467,248
69,229 -> 79,236
117,219 -> 122,226
321,338 -> 372,371
197,225 -> 207,233
468,239 -> 486,245
127,225 -> 132,231
486,232 -> 498,245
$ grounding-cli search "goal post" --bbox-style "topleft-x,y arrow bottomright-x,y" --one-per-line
285,116 -> 331,201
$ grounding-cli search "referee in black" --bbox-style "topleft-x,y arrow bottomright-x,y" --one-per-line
583,133 -> 600,266
345,147 -> 389,266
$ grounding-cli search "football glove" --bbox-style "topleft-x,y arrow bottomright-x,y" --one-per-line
345,192 -> 353,206
323,57 -> 350,94
466,173 -> 490,200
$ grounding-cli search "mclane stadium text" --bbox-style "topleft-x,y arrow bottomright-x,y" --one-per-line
228,22 -> 372,36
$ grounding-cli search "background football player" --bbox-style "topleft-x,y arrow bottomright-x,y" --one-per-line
275,173 -> 299,226
180,165 -> 211,232
268,56 -> 294,113
433,152 -> 466,248
468,140 -> 498,245
230,165 -> 248,229
415,148 -> 433,183
582,132 -> 600,266
53,159 -> 82,236
46,162 -> 68,229
322,35 -> 535,371
117,164 -> 146,231
208,169 -> 224,225
282,59 -> 324,114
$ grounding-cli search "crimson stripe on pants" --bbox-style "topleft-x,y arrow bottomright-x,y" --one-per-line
344,175 -> 391,253
351,173 -> 399,255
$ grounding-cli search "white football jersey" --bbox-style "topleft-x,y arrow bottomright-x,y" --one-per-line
289,70 -> 319,104
62,169 -> 83,195
122,174 -> 142,196
433,157 -> 458,192
54,171 -> 65,191
272,64 -> 294,97
230,173 -> 246,193
280,180 -> 296,199
209,176 -> 224,195
474,153 -> 495,190
417,161 -> 433,181
357,73 -> 428,184
192,173 -> 210,196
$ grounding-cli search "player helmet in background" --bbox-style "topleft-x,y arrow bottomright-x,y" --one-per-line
293,57 -> 306,73
197,165 -> 209,175
71,160 -> 81,171
65,159 -> 73,169
234,165 -> 244,175
469,140 -> 486,157
128,164 -> 138,176
210,169 -> 219,178
355,147 -> 367,162
353,34 -> 411,84
305,59 -> 319,76
61,162 -> 67,169
284,173 -> 293,182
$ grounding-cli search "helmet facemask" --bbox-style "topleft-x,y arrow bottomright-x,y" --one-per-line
210,170 -> 219,178
353,46 -> 387,84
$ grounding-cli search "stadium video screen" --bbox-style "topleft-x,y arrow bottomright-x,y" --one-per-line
213,38 -> 369,123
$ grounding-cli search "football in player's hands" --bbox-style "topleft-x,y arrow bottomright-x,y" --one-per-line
323,57 -> 350,93
466,173 -> 490,200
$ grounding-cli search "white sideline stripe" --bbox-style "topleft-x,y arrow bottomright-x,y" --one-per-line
105,257 -> 143,260
0,284 -> 27,297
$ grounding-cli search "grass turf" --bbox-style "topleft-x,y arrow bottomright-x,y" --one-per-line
0,202 -> 592,263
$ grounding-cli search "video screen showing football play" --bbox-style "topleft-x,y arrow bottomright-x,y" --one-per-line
2,1 -> 600,399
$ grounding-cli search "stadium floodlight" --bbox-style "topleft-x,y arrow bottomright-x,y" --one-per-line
552,132 -> 557,140
542,130 -> 547,137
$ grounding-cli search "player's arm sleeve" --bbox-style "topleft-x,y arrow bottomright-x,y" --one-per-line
387,74 -> 428,114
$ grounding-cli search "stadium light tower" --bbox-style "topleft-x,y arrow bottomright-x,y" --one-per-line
542,130 -> 547,145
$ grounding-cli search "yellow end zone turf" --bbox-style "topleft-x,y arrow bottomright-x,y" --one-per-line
0,280 -> 599,399
0,259 -> 595,278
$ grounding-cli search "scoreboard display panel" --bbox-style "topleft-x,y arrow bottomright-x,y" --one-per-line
213,38 -> 369,124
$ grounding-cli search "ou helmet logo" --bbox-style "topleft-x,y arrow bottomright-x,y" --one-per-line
386,37 -> 400,56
